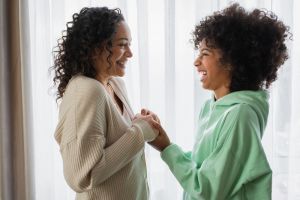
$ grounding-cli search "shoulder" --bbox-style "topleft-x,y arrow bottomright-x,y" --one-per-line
221,104 -> 261,140
226,104 -> 258,122
72,75 -> 104,93
216,104 -> 262,148
65,75 -> 106,100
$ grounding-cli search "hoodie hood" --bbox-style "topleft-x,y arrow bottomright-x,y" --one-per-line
213,90 -> 269,137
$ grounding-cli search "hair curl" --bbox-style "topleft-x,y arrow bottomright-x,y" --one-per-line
51,7 -> 124,100
193,3 -> 291,92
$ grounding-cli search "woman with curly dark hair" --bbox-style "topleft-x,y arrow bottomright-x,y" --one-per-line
52,7 -> 158,200
147,3 -> 290,199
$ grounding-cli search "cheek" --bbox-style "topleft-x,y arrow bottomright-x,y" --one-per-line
114,48 -> 125,57
110,55 -> 121,63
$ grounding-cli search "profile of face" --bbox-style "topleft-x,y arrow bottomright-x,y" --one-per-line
95,21 -> 133,78
194,39 -> 231,99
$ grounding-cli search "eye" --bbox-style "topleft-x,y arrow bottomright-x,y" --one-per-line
118,43 -> 127,47
199,50 -> 210,58
117,41 -> 131,48
198,52 -> 208,59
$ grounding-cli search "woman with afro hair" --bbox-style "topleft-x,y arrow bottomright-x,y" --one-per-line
148,3 -> 290,200
52,7 -> 159,200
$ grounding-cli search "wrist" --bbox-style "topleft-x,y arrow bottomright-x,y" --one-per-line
160,141 -> 171,152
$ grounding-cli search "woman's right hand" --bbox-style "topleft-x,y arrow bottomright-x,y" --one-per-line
148,123 -> 171,152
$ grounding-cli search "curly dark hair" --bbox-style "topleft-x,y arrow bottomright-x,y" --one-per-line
192,3 -> 291,92
51,7 -> 124,100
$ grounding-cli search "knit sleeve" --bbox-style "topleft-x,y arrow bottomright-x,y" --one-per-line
161,104 -> 272,199
55,78 -> 153,192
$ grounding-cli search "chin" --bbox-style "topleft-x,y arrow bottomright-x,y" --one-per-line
200,81 -> 206,88
117,71 -> 125,77
201,83 -> 210,90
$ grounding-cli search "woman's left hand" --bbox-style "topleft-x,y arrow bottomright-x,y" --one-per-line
148,121 -> 171,152
136,108 -> 170,151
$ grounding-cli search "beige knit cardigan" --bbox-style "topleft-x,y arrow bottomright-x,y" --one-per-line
54,75 -> 157,200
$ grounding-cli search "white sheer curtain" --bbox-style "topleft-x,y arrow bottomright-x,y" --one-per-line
27,0 -> 300,199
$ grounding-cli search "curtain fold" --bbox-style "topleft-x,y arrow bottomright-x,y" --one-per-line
0,0 -> 13,199
0,0 -> 34,199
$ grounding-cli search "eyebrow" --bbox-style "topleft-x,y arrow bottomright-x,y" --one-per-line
115,38 -> 131,42
200,48 -> 211,52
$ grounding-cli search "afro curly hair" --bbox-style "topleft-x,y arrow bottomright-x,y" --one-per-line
193,3 -> 291,92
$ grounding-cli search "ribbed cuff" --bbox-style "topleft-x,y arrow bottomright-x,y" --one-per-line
133,119 -> 159,142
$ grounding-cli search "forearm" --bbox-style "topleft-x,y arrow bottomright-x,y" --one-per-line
161,144 -> 211,199
91,125 -> 145,184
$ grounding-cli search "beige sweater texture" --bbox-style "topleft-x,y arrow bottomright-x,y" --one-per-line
54,75 -> 156,200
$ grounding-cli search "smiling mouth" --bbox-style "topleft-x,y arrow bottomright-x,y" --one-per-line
117,60 -> 126,68
199,71 -> 207,75
198,70 -> 207,81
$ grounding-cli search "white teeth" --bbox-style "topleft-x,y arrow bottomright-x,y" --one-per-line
198,70 -> 207,81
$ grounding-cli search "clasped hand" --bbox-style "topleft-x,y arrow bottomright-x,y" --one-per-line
134,109 -> 171,152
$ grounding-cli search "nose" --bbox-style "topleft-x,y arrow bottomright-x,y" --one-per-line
194,55 -> 201,67
126,46 -> 133,58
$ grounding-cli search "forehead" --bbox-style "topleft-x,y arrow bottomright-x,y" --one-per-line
114,21 -> 132,40
199,39 -> 210,49
199,39 -> 224,58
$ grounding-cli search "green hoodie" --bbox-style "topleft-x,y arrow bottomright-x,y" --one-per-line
161,90 -> 272,200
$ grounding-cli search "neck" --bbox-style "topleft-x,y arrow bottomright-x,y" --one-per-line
96,73 -> 111,86
214,86 -> 230,100
93,58 -> 111,86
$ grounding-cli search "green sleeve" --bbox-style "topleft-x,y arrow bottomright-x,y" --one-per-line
161,105 -> 271,199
